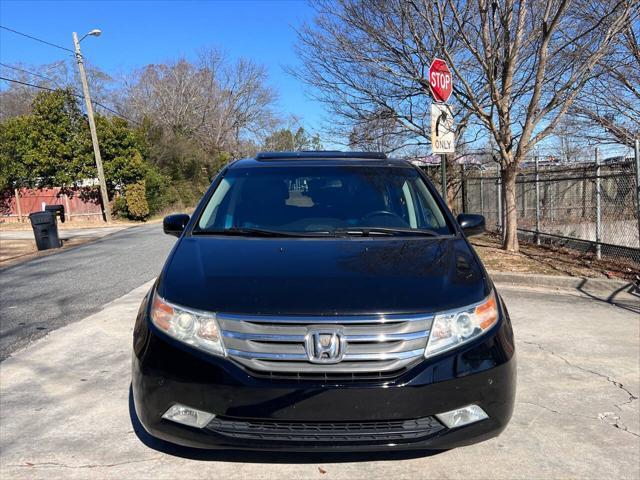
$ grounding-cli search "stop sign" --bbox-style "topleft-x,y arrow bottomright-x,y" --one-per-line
429,58 -> 452,103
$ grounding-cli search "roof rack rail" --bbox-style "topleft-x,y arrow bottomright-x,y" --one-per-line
255,151 -> 388,161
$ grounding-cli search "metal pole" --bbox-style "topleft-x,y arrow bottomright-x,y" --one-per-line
441,154 -> 447,200
635,139 -> 640,249
521,174 -> 526,220
73,32 -> 111,223
595,147 -> 601,259
581,166 -> 587,218
535,156 -> 540,245
497,167 -> 502,235
461,164 -> 466,213
480,168 -> 484,217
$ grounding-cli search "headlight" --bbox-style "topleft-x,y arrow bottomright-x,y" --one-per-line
150,293 -> 225,356
424,292 -> 498,358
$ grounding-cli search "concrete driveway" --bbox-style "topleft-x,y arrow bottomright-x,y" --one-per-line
0,284 -> 638,479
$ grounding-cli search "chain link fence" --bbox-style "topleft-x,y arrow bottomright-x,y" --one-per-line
461,155 -> 640,264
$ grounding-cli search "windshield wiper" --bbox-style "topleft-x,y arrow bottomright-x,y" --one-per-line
194,227 -> 444,238
194,228 -> 330,237
333,227 -> 443,237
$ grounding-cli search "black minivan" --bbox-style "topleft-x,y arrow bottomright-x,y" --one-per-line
132,151 -> 516,451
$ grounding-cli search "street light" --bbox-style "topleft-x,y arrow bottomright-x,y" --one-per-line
79,29 -> 102,42
73,28 -> 111,223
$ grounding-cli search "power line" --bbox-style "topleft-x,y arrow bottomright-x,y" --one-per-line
1,62 -> 113,103
0,25 -> 75,53
0,63 -> 57,83
0,26 -> 136,123
0,75 -> 59,93
0,26 -> 142,127
95,102 -> 140,125
0,76 -> 140,125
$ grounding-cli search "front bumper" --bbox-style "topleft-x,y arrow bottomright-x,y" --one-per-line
132,293 -> 516,451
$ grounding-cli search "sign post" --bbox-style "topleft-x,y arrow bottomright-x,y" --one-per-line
429,58 -> 453,199
441,154 -> 446,200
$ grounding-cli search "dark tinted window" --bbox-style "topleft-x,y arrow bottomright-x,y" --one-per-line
196,166 -> 450,234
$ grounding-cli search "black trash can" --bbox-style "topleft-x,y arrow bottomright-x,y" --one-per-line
29,211 -> 62,250
45,204 -> 66,223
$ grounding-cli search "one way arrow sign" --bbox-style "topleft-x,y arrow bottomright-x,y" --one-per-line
431,104 -> 455,154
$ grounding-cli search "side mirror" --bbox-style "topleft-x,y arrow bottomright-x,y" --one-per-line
457,214 -> 485,237
163,214 -> 190,237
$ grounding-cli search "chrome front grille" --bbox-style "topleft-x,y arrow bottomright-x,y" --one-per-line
218,312 -> 432,376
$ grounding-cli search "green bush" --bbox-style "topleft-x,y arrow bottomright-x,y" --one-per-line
174,179 -> 204,207
144,167 -> 175,214
125,181 -> 150,220
113,194 -> 128,218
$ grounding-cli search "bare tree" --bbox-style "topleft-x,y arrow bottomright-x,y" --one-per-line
290,0 -> 477,154
0,61 -> 75,119
570,15 -> 640,146
347,109 -> 411,152
416,0 -> 631,251
291,0 -> 485,211
122,48 -> 277,158
0,60 -> 116,120
0,75 -> 36,120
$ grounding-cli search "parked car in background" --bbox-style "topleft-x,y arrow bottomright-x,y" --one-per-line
132,151 -> 516,451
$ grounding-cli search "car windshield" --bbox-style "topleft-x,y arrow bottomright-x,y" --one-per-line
195,165 -> 450,236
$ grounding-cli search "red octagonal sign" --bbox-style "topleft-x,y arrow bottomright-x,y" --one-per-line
429,58 -> 452,103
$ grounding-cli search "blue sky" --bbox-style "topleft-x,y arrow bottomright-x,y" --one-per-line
0,1 -> 631,158
0,0 -> 324,131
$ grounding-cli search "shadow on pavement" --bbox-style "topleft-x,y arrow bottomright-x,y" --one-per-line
128,387 -> 443,463
576,279 -> 640,315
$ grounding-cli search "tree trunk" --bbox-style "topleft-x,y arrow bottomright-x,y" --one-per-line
502,163 -> 519,252
446,181 -> 457,213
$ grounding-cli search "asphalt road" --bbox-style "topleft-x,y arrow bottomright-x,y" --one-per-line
0,284 -> 637,479
0,226 -> 128,241
0,223 -> 176,361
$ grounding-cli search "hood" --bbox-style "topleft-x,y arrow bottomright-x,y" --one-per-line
158,236 -> 488,315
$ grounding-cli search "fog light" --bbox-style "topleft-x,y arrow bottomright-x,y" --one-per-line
162,404 -> 215,428
435,404 -> 488,429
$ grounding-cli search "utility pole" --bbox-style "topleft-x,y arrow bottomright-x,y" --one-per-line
73,30 -> 111,223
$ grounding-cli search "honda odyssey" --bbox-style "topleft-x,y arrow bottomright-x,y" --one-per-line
132,151 -> 516,451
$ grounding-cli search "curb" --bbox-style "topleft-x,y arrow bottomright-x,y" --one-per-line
489,271 -> 639,304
